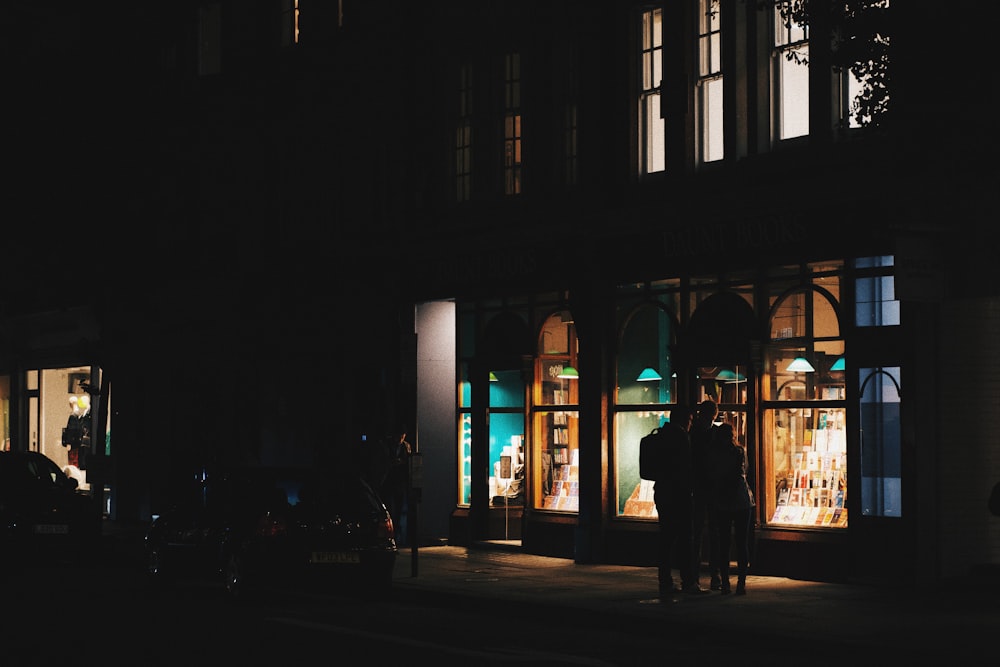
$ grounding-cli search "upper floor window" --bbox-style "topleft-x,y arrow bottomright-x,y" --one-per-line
772,1 -> 809,140
839,0 -> 890,128
503,52 -> 522,196
697,0 -> 723,163
563,51 -> 579,188
638,7 -> 664,174
455,64 -> 473,203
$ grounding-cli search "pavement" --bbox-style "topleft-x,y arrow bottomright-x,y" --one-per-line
390,541 -> 999,659
101,522 -> 999,659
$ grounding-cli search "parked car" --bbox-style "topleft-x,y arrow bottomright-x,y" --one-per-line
0,450 -> 101,562
144,465 -> 398,600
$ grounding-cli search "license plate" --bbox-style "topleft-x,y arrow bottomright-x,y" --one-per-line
34,524 -> 69,535
309,551 -> 360,564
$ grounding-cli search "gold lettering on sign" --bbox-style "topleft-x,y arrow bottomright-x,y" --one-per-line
663,217 -> 808,257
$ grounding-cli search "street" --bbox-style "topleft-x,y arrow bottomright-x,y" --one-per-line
3,540 -> 996,666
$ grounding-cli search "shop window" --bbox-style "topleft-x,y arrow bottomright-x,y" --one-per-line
698,365 -> 748,440
697,0 -> 723,163
0,374 -> 9,451
772,0 -> 809,140
489,405 -> 525,508
503,52 -> 522,195
614,301 -> 677,518
638,6 -> 665,174
457,366 -> 525,508
859,367 -> 901,517
533,311 -> 580,512
855,256 -> 899,326
458,362 -> 471,505
763,286 -> 847,528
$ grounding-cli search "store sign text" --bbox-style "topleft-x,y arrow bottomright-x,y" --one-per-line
662,216 -> 809,257
421,250 -> 539,288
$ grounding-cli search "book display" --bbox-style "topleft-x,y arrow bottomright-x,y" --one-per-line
542,444 -> 580,511
768,407 -> 848,528
622,479 -> 656,517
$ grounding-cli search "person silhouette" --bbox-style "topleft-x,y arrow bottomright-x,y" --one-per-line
711,422 -> 755,595
691,399 -> 722,590
653,404 -> 709,596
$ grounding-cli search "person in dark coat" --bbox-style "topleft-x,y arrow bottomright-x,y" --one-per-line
654,404 -> 709,596
691,399 -> 722,590
381,428 -> 412,545
711,422 -> 755,595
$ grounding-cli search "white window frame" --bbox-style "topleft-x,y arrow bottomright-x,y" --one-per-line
638,7 -> 664,175
772,1 -> 809,141
697,0 -> 723,163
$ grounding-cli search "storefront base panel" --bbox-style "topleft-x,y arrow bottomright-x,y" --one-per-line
602,523 -> 659,567
448,506 -> 524,546
753,529 -> 850,584
522,514 -> 576,560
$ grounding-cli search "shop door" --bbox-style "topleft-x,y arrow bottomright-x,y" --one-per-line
687,292 -> 757,438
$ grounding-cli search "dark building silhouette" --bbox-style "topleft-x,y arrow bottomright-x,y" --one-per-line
3,1 -> 997,585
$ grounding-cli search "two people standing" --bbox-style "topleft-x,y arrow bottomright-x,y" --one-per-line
654,399 -> 755,597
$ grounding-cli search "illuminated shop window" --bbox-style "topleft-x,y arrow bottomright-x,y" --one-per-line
764,286 -> 847,528
859,367 -> 901,517
458,362 -> 471,506
614,299 -> 678,518
533,311 -> 580,513
488,371 -> 525,508
638,7 -> 664,174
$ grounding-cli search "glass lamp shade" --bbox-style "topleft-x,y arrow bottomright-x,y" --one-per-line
557,366 -> 579,379
636,367 -> 663,382
717,369 -> 746,383
830,357 -> 846,371
489,372 -> 499,382
786,357 -> 816,373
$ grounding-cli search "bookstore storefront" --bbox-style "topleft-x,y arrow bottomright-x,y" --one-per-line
434,246 -> 910,583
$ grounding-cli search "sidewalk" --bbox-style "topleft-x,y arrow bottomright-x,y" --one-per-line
392,543 -> 999,657
101,520 -> 997,657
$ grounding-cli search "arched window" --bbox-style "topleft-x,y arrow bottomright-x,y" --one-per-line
763,286 -> 847,529
859,367 -> 902,517
613,300 -> 679,519
532,310 -> 580,513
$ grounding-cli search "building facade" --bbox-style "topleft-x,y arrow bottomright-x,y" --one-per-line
5,1 -> 998,585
